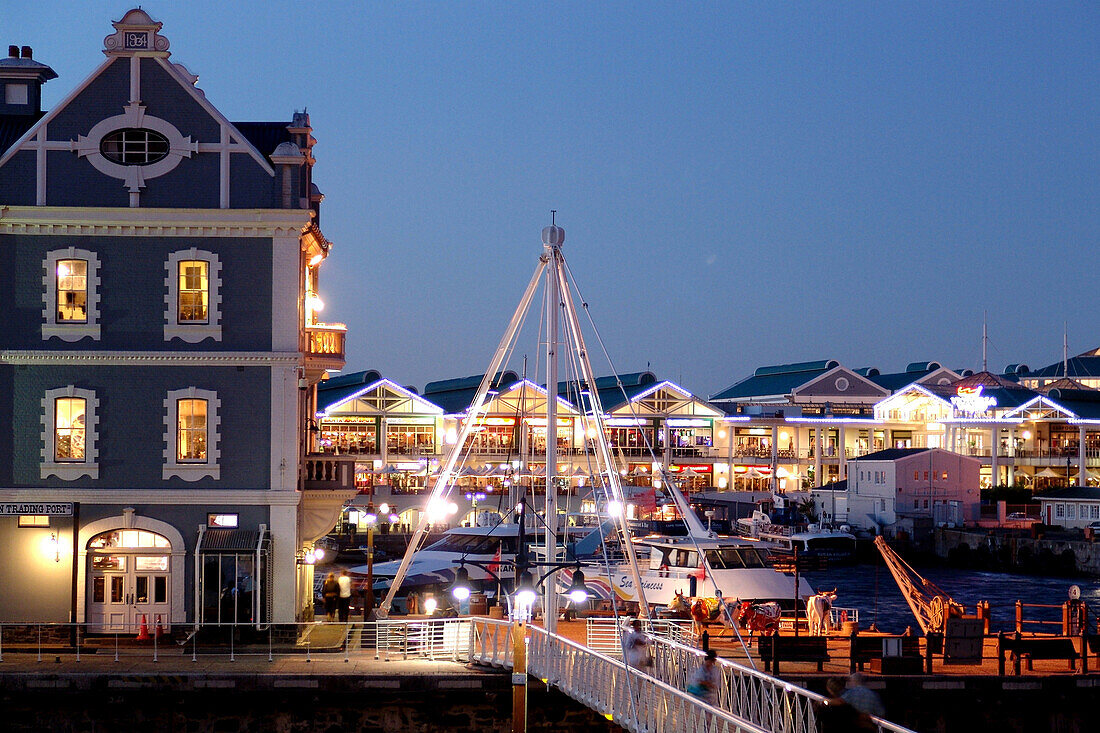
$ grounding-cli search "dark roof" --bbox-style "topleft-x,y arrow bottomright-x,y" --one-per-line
868,363 -> 940,392
0,113 -> 42,158
559,372 -> 660,412
920,371 -> 1037,411
1046,388 -> 1100,420
1021,352 -> 1100,381
851,448 -> 929,462
1036,487 -> 1100,501
200,529 -> 260,552
231,121 -> 292,156
422,372 -> 519,414
711,360 -> 839,402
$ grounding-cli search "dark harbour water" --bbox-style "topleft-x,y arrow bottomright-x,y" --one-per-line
802,563 -> 1100,634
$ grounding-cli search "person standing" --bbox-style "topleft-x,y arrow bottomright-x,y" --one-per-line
321,572 -> 339,622
817,677 -> 866,732
842,672 -> 885,720
337,569 -> 353,622
687,649 -> 721,704
623,619 -> 651,669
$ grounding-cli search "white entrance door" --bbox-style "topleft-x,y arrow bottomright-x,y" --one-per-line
87,554 -> 171,634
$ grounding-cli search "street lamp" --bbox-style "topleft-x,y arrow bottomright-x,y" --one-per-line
363,503 -> 377,618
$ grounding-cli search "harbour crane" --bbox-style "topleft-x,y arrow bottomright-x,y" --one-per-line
873,536 -> 963,634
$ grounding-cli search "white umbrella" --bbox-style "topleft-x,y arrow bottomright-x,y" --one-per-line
632,466 -> 649,476
1036,467 -> 1062,479
677,467 -> 700,477
744,467 -> 766,479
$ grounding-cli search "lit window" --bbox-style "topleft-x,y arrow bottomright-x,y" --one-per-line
18,515 -> 49,528
164,388 -> 220,481
914,471 -> 919,481
177,260 -> 209,324
55,397 -> 87,461
56,260 -> 88,323
177,398 -> 208,462
99,128 -> 170,166
208,514 -> 238,528
42,249 -> 101,341
41,386 -> 98,480
941,471 -> 948,480
165,250 -> 221,342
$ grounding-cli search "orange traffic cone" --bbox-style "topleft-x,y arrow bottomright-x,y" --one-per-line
154,614 -> 164,640
136,613 -> 151,641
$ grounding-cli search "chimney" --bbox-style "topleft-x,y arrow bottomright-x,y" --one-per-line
0,43 -> 57,115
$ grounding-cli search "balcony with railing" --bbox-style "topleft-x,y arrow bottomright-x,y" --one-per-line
302,455 -> 357,491
304,323 -> 346,371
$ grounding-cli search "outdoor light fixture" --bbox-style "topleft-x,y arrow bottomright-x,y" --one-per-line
450,566 -> 472,601
47,532 -> 60,563
606,500 -> 623,517
566,569 -> 589,604
309,253 -> 324,266
423,596 -> 438,615
379,503 -> 389,514
515,571 -> 537,608
312,547 -> 325,562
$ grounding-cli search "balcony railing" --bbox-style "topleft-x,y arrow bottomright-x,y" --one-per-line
305,323 -> 346,366
302,455 -> 357,491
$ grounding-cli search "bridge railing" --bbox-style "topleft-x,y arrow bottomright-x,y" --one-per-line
647,635 -> 916,733
525,623 -> 770,733
585,617 -> 697,656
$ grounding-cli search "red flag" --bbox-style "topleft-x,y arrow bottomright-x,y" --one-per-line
487,544 -> 502,576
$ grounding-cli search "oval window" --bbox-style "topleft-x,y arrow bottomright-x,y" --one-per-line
835,377 -> 850,392
100,128 -> 171,166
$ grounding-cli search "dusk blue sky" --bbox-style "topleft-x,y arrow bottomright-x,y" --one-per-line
20,2 -> 1099,396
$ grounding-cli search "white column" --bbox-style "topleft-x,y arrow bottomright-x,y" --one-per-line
990,426 -> 999,488
770,425 -> 779,493
271,504 -> 299,623
1080,425 -> 1088,487
814,427 -> 822,488
838,425 -> 847,480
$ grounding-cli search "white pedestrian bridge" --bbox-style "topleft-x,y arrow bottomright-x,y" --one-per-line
368,617 -> 917,733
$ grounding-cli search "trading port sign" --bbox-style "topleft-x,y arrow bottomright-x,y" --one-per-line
0,502 -> 73,515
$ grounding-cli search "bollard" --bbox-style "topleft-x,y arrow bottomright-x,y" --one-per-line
849,628 -> 859,673
1082,630 -> 1088,675
700,629 -> 709,652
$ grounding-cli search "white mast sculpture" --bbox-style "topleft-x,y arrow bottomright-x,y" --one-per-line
379,220 -> 651,627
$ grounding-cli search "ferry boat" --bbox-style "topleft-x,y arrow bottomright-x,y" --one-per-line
737,510 -> 857,564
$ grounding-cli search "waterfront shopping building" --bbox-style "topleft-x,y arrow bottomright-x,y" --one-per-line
314,354 -> 1100,540
0,10 -> 348,628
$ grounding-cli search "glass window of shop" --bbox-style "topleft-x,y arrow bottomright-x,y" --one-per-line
201,552 -> 265,625
322,423 -> 377,453
608,427 -> 656,454
669,427 -> 712,452
467,422 -> 515,453
734,428 -> 770,457
387,423 -> 435,455
526,423 -> 571,454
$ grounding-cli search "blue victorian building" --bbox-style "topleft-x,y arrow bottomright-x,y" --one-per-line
0,9 -> 347,629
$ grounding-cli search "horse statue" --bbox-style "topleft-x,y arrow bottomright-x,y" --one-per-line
736,600 -> 781,635
806,589 -> 838,636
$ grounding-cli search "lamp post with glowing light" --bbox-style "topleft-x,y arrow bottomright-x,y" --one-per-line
445,495 -> 592,733
363,503 -> 377,617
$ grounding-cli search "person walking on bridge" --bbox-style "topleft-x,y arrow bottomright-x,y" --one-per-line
687,649 -> 720,704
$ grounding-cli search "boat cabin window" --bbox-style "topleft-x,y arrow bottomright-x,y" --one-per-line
675,550 -> 699,568
649,547 -> 676,570
705,549 -> 745,569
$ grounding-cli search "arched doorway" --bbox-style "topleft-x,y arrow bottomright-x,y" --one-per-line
86,528 -> 172,633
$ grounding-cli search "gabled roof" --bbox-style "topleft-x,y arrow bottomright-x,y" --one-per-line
920,371 -> 1038,413
317,376 -> 441,417
711,360 -> 839,402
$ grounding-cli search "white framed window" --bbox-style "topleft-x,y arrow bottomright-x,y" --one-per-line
165,249 -> 222,343
42,248 -> 101,341
1055,504 -> 1065,519
1067,504 -> 1076,520
163,387 -> 220,481
6,83 -> 28,105
41,386 -> 99,480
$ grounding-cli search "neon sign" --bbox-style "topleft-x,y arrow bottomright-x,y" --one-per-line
951,385 -> 996,414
